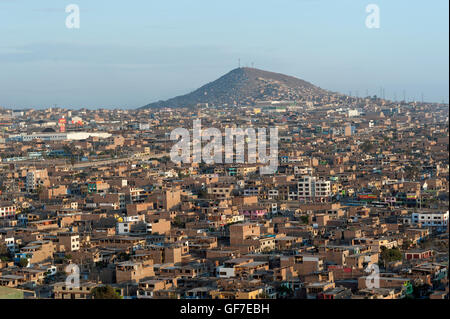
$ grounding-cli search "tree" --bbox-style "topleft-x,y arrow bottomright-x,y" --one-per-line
0,244 -> 9,257
380,247 -> 402,267
276,285 -> 293,298
159,156 -> 171,164
18,258 -> 29,268
360,141 -> 375,153
300,215 -> 309,224
402,239 -> 413,250
62,144 -> 76,158
197,189 -> 208,198
95,260 -> 108,269
172,216 -> 185,228
91,285 -> 123,299
116,252 -> 130,262
404,165 -> 420,180
178,172 -> 190,179
258,292 -> 270,299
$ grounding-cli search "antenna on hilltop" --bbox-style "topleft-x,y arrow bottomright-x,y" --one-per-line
238,59 -> 241,68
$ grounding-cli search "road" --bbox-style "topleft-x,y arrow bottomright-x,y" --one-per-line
9,152 -> 170,170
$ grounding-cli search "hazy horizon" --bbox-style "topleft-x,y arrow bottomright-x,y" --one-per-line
0,0 -> 448,109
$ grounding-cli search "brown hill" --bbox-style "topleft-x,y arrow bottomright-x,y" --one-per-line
140,67 -> 331,108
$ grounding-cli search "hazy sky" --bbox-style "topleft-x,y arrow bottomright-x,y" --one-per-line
0,0 -> 448,109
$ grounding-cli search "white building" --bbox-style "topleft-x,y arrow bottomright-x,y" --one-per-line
138,123 -> 150,130
116,215 -> 143,235
348,109 -> 360,117
216,265 -> 235,278
26,169 -> 48,192
268,189 -> 278,200
298,176 -> 331,201
8,132 -> 112,142
294,166 -> 313,176
129,188 -> 146,202
411,211 -> 449,228
0,203 -> 16,219
4,237 -> 15,253
243,187 -> 259,196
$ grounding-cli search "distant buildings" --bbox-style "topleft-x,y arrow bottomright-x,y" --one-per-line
8,132 -> 112,142
412,211 -> 449,228
0,100 -> 448,300
26,169 -> 49,192
298,176 -> 331,202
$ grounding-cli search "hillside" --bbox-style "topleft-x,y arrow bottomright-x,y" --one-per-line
140,67 -> 331,108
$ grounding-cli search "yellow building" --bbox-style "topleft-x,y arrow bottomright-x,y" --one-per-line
210,288 -> 263,299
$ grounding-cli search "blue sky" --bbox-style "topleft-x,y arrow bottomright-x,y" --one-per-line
0,0 -> 448,109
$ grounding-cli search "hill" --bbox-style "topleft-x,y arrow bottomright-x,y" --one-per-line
140,67 -> 331,108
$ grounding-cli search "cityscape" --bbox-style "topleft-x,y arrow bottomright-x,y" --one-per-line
0,0 -> 448,305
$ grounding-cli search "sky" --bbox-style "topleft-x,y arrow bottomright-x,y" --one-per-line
0,0 -> 448,109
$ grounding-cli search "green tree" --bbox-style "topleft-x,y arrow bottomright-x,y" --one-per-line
360,141 -> 375,153
91,285 -> 123,299
197,189 -> 208,198
300,215 -> 309,224
258,292 -> 270,299
404,165 -> 420,180
95,261 -> 108,269
0,244 -> 9,257
159,156 -> 171,163
402,239 -> 413,250
276,285 -> 293,298
116,252 -> 130,262
172,216 -> 185,228
178,172 -> 190,179
18,258 -> 29,268
380,247 -> 402,266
